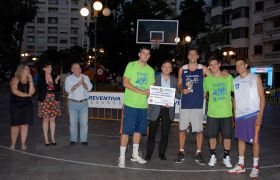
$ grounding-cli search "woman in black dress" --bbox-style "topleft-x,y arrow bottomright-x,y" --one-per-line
37,62 -> 61,146
9,63 -> 35,150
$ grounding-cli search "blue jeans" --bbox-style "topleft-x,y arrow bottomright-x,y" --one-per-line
68,100 -> 88,142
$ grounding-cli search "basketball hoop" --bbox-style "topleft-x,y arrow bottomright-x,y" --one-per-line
150,38 -> 161,49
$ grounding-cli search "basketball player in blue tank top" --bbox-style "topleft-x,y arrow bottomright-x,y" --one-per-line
175,48 -> 211,165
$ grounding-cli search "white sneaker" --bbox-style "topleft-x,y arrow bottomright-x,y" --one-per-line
228,164 -> 246,174
118,156 -> 125,168
223,156 -> 233,168
208,155 -> 217,167
131,153 -> 147,164
250,166 -> 260,178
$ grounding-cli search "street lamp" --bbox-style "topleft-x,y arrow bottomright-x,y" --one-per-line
222,50 -> 236,72
80,0 -> 111,91
174,35 -> 192,64
21,52 -> 29,61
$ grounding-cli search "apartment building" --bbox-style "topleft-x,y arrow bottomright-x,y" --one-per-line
21,0 -> 90,56
210,0 -> 280,86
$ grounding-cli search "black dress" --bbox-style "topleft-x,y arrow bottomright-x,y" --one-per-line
9,81 -> 33,126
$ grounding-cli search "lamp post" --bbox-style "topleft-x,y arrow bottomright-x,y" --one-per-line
174,35 -> 192,64
222,50 -> 235,73
80,1 -> 111,91
21,53 -> 29,61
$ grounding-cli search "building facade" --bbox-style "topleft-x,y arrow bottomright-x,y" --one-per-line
210,0 -> 280,86
21,0 -> 90,57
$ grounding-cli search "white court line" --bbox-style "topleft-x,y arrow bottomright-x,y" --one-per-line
0,145 -> 280,173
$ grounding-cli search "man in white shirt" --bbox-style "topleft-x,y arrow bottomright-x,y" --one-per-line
65,63 -> 93,146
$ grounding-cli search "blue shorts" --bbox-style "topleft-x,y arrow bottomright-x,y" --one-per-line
120,105 -> 148,135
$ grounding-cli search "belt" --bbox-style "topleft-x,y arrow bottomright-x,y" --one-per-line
68,99 -> 87,102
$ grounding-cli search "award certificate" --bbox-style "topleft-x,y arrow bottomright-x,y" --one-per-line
148,86 -> 176,107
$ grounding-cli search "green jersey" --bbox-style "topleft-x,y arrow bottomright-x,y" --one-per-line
203,74 -> 233,118
123,61 -> 155,108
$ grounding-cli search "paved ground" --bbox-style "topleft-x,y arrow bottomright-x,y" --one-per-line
0,82 -> 280,180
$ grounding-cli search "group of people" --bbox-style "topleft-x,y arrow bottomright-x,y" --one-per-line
9,62 -> 92,150
8,46 -> 265,178
118,46 -> 265,178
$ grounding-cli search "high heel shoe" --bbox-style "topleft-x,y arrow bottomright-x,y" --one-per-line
45,143 -> 50,146
50,139 -> 56,146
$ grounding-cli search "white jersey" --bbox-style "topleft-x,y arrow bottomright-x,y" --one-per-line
233,73 -> 260,119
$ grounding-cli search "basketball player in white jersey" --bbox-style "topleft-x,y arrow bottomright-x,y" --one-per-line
228,58 -> 265,178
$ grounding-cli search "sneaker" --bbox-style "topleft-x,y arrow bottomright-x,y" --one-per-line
228,164 -> 246,174
223,156 -> 233,168
174,152 -> 185,163
208,155 -> 217,167
195,153 -> 206,165
131,153 -> 147,164
118,156 -> 125,168
249,166 -> 260,178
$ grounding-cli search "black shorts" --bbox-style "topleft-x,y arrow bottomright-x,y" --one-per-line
206,116 -> 232,139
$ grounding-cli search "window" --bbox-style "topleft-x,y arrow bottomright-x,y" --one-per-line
60,39 -> 68,44
27,46 -> 34,51
224,31 -> 230,45
60,28 -> 68,34
232,27 -> 249,39
48,8 -> 58,14
71,28 -> 78,34
48,27 -> 58,34
254,45 -> 263,55
235,48 -> 248,58
47,46 -> 57,50
232,7 -> 249,19
71,8 -> 79,14
255,23 -> 263,33
48,17 -> 58,24
255,1 -> 264,11
212,0 -> 222,7
222,0 -> 230,8
37,17 -> 45,23
27,36 -> 34,42
37,27 -> 45,33
27,26 -> 35,33
36,37 -> 45,44
222,13 -> 231,25
71,18 -> 79,25
274,20 -> 280,28
70,37 -> 78,45
71,0 -> 79,5
212,15 -> 222,25
272,44 -> 280,51
48,37 -> 58,43
48,0 -> 58,4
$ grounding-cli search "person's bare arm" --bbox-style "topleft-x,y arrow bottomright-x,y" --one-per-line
28,74 -> 35,96
11,78 -> 30,97
256,76 -> 265,126
177,66 -> 191,94
123,76 -> 149,95
203,66 -> 210,76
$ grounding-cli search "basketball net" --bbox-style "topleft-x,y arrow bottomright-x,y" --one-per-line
150,38 -> 161,49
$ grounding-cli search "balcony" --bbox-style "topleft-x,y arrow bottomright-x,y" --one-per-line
264,3 -> 280,19
264,27 -> 280,42
265,51 -> 280,58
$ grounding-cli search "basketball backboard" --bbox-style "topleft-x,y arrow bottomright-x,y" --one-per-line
136,19 -> 179,45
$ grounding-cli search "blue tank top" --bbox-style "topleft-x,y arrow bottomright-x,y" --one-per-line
181,64 -> 204,109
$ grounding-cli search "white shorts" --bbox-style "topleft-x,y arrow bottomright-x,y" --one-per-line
179,109 -> 204,132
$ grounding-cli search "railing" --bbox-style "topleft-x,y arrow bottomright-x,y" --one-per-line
265,3 -> 280,13
265,27 -> 280,35
264,51 -> 280,58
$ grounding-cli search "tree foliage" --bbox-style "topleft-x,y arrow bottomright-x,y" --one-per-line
178,0 -> 207,39
0,0 -> 37,63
